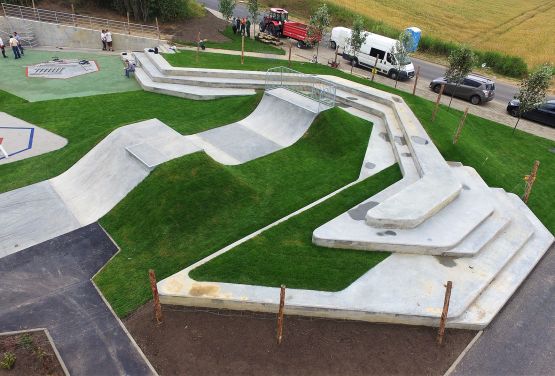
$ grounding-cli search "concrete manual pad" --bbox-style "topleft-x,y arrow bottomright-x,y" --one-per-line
27,58 -> 99,79
0,223 -> 154,375
0,112 -> 67,165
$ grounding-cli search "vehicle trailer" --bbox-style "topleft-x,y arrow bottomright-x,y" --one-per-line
259,8 -> 321,48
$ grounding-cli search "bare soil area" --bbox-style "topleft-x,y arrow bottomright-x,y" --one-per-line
0,331 -> 64,376
125,303 -> 476,376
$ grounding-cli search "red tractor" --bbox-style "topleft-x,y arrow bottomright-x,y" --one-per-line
259,8 -> 321,48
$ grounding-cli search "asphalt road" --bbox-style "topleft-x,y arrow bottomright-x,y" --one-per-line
198,0 -> 553,107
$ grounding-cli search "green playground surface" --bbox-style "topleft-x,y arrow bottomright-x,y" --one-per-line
0,50 -> 139,102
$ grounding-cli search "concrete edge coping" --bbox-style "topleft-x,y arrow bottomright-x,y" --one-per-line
0,328 -> 70,376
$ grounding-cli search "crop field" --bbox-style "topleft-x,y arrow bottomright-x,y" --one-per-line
275,0 -> 555,68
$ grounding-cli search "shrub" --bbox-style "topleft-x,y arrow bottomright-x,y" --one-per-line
0,352 -> 16,370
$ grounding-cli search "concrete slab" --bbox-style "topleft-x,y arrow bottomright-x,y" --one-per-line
27,58 -> 99,79
0,223 -> 154,375
0,112 -> 67,165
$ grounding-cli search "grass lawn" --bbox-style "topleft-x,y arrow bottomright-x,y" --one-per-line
94,107 -> 376,316
164,50 -> 555,235
0,90 -> 262,193
191,165 -> 400,290
199,26 -> 285,55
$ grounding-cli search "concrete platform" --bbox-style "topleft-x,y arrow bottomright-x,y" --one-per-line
0,112 -> 67,165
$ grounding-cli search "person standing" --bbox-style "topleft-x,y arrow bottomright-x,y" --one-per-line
13,32 -> 23,56
100,29 -> 107,50
240,17 -> 246,36
105,30 -> 113,51
236,18 -> 241,35
9,35 -> 20,59
0,37 -> 7,58
231,17 -> 237,34
246,18 -> 251,38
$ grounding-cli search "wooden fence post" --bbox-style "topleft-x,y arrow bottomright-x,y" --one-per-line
149,269 -> 163,324
155,17 -> 160,40
127,12 -> 131,35
412,66 -> 420,95
437,281 -> 452,345
288,41 -> 292,67
276,285 -> 286,345
371,57 -> 378,81
241,34 -> 245,65
522,160 -> 540,204
432,84 -> 445,122
453,107 -> 469,144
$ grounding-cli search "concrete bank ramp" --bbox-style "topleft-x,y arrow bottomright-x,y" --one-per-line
0,119 -> 199,259
188,88 -> 325,165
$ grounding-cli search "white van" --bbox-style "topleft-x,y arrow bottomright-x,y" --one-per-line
340,29 -> 416,80
329,26 -> 351,50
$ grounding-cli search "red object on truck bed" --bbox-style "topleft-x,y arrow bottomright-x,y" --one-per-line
283,22 -> 321,44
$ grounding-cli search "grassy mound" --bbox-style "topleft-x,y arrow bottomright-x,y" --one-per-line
94,107 -> 376,316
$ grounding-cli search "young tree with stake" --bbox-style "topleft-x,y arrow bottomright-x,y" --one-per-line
247,0 -> 259,34
348,16 -> 367,74
307,3 -> 331,63
512,64 -> 553,135
445,46 -> 475,109
218,0 -> 236,22
390,30 -> 413,88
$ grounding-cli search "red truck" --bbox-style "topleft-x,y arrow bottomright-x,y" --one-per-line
259,8 -> 321,48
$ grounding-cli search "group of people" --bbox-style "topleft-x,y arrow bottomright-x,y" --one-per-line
232,17 -> 251,38
0,32 -> 24,59
100,30 -> 114,51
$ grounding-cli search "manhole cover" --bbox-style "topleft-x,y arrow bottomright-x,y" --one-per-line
27,59 -> 99,79
346,96 -> 358,100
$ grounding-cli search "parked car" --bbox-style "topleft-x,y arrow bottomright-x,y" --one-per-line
429,74 -> 495,105
506,99 -> 555,127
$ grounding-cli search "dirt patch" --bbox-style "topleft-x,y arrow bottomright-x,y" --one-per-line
0,331 -> 65,376
125,303 -> 476,376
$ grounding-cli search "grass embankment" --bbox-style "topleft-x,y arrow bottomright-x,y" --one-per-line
198,26 -> 285,55
191,165 -> 400,290
166,49 -> 555,235
0,90 -> 262,193
95,108 -> 375,316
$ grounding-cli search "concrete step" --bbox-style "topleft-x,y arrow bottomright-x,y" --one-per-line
134,68 -> 256,100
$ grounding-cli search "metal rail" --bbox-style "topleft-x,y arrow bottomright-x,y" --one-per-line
1,3 -> 159,39
265,66 -> 336,111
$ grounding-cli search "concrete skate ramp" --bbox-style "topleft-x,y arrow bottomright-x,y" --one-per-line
0,119 -> 199,259
191,88 -> 325,165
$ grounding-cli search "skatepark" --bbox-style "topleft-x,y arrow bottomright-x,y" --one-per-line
0,7 -> 554,375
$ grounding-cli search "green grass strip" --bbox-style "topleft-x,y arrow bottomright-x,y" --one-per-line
0,90 -> 262,193
94,107 -> 373,317
191,164 -> 401,291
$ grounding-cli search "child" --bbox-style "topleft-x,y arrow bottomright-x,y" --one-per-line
124,59 -> 135,78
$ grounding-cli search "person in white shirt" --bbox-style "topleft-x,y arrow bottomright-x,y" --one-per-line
0,37 -> 6,58
101,29 -> 107,51
9,35 -> 20,59
105,30 -> 113,51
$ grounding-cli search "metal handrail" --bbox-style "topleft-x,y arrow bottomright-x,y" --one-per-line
1,3 -> 159,38
265,66 -> 336,111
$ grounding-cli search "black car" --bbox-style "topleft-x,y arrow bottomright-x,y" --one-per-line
507,99 -> 555,127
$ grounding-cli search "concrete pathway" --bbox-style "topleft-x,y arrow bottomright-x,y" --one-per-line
0,223 -> 155,376
451,244 -> 555,376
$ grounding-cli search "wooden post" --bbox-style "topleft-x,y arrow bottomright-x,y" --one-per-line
32,0 -> 35,8
432,84 -> 445,122
412,66 -> 420,95
453,107 -> 469,144
371,57 -> 378,82
127,12 -> 131,35
522,160 -> 540,204
288,42 -> 292,67
241,34 -> 245,65
334,44 -> 339,65
276,285 -> 286,345
71,3 -> 76,26
155,17 -> 160,40
437,281 -> 452,345
149,269 -> 163,324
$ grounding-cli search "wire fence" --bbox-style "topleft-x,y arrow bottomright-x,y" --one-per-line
1,2 -> 159,39
265,66 -> 337,111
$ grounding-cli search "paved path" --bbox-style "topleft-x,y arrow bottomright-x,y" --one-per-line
451,244 -> 555,376
0,223 -> 155,376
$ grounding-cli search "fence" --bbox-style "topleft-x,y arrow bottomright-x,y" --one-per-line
265,66 -> 336,111
1,2 -> 159,39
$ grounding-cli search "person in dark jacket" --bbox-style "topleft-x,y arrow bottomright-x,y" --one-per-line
231,17 -> 237,34
246,19 -> 251,38
236,18 -> 241,35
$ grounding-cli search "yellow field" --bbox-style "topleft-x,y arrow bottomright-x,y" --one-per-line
329,0 -> 555,67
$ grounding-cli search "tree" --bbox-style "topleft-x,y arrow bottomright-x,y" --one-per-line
247,0 -> 259,34
348,16 -> 367,74
218,0 -> 235,21
445,45 -> 475,109
390,30 -> 413,88
307,3 -> 331,63
512,64 -> 553,134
